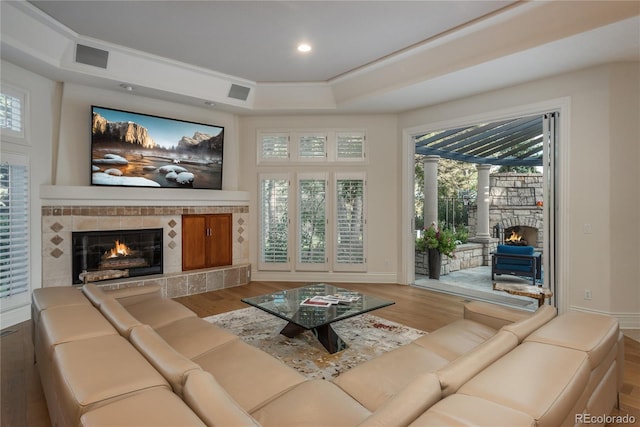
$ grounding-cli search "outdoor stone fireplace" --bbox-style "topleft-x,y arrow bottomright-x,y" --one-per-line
41,185 -> 251,297
469,173 -> 544,250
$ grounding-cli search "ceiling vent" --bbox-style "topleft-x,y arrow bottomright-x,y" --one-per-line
228,84 -> 250,101
75,44 -> 109,69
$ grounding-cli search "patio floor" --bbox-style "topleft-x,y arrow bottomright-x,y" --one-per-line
413,265 -> 541,311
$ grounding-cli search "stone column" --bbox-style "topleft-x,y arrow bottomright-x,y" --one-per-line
475,164 -> 492,241
423,156 -> 440,227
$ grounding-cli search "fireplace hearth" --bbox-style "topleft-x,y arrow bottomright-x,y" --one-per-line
72,228 -> 163,284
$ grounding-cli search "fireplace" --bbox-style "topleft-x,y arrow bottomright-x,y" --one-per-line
504,226 -> 538,247
72,228 -> 163,284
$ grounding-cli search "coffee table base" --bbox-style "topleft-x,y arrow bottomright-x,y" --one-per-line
280,322 -> 347,354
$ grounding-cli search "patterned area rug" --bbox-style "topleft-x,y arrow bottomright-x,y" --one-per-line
205,307 -> 427,380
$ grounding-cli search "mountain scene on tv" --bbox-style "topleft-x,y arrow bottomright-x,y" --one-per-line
91,107 -> 223,189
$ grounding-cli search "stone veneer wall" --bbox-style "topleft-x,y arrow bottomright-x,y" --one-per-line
468,173 -> 544,247
41,205 -> 250,296
415,242 -> 497,277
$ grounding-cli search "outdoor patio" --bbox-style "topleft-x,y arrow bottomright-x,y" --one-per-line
414,265 -> 541,311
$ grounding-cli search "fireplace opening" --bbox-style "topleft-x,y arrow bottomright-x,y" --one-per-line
503,226 -> 538,247
72,228 -> 163,284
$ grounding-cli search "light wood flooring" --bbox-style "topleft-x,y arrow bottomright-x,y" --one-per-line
1,282 -> 638,427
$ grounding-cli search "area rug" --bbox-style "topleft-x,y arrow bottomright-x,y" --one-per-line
205,307 -> 427,380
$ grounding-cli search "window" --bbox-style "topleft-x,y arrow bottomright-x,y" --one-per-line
258,132 -> 289,161
0,85 -> 27,141
298,133 -> 327,160
297,174 -> 328,270
335,173 -> 366,271
336,131 -> 366,160
259,174 -> 291,270
0,153 -> 30,309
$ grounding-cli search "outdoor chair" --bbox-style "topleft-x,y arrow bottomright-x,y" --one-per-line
491,244 -> 542,286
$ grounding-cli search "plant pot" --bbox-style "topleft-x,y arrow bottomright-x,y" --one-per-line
428,248 -> 442,280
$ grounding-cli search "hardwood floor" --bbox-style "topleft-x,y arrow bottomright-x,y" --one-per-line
1,282 -> 638,427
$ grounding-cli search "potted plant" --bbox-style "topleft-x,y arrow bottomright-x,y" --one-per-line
416,223 -> 457,279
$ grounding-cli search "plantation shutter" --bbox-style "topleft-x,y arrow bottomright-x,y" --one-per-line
297,174 -> 328,270
336,132 -> 365,160
0,154 -> 30,307
258,132 -> 289,161
259,174 -> 291,270
334,173 -> 366,271
298,133 -> 327,160
0,87 -> 25,139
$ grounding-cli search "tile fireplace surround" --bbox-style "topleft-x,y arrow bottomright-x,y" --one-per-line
41,201 -> 250,298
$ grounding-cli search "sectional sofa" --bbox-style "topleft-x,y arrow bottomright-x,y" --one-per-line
32,283 -> 623,426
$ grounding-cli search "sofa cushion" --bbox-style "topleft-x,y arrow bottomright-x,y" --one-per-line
155,316 -> 238,359
183,370 -> 261,427
250,380 -> 371,427
129,325 -> 202,397
38,304 -> 117,358
458,341 -> 591,426
193,338 -> 306,412
413,318 -> 497,361
125,297 -> 196,329
107,284 -> 163,306
409,394 -> 535,426
333,343 -> 449,411
524,311 -> 619,370
31,286 -> 90,326
79,387 -> 206,427
496,244 -> 534,256
51,334 -> 170,426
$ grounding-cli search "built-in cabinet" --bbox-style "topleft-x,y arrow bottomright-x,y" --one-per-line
182,214 -> 232,271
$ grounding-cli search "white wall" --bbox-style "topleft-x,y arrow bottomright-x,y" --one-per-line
1,60 -> 59,326
239,114 -> 400,283
398,62 -> 640,325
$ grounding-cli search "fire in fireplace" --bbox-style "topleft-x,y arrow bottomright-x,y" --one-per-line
503,226 -> 538,247
72,228 -> 163,284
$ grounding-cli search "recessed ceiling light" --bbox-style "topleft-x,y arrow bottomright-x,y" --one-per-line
119,84 -> 133,91
297,43 -> 312,53
204,101 -> 216,107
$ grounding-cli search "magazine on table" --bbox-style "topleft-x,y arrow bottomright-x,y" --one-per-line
300,294 -> 361,306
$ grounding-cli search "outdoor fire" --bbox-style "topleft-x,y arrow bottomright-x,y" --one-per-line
505,230 -> 523,243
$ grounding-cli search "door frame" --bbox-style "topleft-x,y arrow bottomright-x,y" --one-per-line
400,97 -> 571,313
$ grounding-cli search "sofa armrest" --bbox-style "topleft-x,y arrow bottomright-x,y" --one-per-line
356,372 -> 441,427
463,301 -> 531,330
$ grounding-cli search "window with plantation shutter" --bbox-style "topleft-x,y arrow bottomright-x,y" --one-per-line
298,133 -> 327,160
336,131 -> 365,160
258,132 -> 289,162
334,173 -> 366,271
297,174 -> 328,270
0,153 -> 30,309
259,174 -> 291,270
0,85 -> 26,141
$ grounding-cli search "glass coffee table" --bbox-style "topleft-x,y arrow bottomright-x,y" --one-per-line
241,283 -> 394,354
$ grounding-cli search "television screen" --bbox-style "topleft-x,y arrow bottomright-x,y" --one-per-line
91,106 -> 224,189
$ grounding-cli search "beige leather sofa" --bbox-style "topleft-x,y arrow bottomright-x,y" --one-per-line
32,284 -> 623,426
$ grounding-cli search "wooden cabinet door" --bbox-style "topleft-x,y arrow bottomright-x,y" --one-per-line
207,214 -> 232,267
182,214 -> 232,271
182,215 -> 208,270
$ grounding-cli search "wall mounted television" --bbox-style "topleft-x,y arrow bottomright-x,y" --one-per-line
91,106 -> 224,189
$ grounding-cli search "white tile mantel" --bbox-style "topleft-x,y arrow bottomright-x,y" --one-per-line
40,185 -> 250,207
